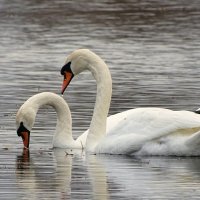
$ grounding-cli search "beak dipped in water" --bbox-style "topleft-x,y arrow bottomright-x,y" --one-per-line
17,122 -> 30,149
20,131 -> 30,149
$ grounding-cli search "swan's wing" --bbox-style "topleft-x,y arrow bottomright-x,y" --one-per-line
79,108 -> 200,154
96,108 -> 200,154
106,107 -> 200,143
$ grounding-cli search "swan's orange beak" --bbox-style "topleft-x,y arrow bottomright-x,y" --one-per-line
20,131 -> 30,149
17,122 -> 30,149
61,71 -> 74,94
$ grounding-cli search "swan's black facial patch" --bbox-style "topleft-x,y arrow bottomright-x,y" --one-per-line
17,122 -> 30,137
61,62 -> 73,75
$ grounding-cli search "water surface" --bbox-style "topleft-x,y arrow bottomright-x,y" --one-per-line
1,0 -> 200,199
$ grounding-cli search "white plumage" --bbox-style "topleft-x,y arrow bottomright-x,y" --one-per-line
16,49 -> 200,156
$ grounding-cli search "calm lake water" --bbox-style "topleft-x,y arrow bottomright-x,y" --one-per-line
1,0 -> 200,199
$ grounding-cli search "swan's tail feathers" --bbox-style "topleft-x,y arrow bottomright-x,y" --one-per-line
185,130 -> 200,147
194,108 -> 200,114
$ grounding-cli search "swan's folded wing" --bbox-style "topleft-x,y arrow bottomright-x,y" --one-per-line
106,108 -> 200,141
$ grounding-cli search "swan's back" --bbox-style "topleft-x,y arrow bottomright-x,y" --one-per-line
95,107 -> 200,155
106,108 -> 200,136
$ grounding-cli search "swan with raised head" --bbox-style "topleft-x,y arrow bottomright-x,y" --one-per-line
16,92 -> 87,149
60,49 -> 200,156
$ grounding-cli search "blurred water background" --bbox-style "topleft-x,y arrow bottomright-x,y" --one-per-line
1,0 -> 200,199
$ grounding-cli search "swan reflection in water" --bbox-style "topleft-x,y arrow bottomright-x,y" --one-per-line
15,149 -> 110,200
16,149 -> 200,199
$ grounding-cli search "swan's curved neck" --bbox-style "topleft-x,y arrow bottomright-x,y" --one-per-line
86,57 -> 112,151
24,92 -> 79,148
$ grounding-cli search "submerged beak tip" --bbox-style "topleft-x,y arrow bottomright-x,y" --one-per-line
17,123 -> 30,149
20,131 -> 30,149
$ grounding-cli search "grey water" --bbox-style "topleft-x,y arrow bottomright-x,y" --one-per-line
1,0 -> 200,199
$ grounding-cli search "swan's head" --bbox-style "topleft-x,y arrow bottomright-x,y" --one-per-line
60,49 -> 97,94
16,106 -> 36,149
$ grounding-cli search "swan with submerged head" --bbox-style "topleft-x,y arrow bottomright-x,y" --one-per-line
59,49 -> 200,156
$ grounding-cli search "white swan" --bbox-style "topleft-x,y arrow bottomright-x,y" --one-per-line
16,92 -> 87,149
60,49 -> 200,156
